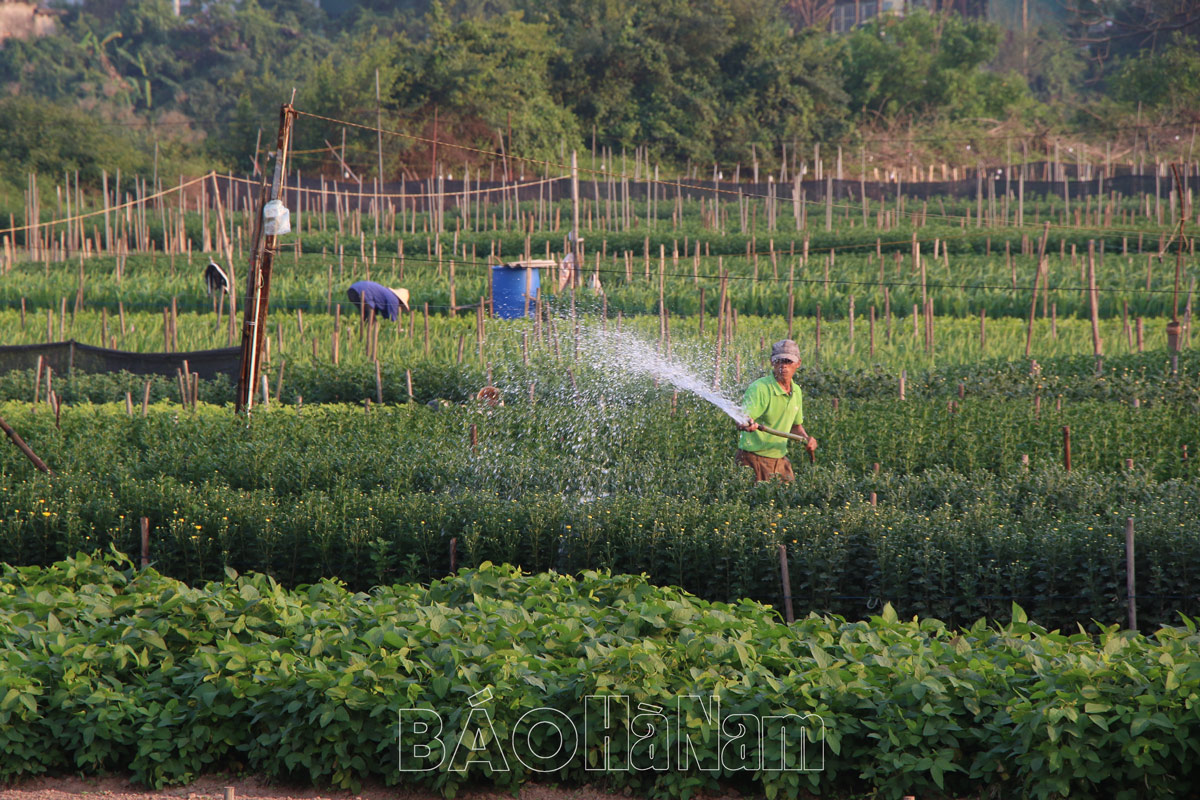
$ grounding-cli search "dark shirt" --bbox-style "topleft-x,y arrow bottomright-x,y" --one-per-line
204,262 -> 229,295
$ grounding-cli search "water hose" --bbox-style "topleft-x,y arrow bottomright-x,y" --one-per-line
754,423 -> 816,463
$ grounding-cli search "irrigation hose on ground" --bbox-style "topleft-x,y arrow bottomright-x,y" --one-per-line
753,423 -> 817,463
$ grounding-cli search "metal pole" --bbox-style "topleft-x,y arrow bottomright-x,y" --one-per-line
237,102 -> 296,412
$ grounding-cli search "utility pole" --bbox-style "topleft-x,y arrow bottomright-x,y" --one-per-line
236,102 -> 297,412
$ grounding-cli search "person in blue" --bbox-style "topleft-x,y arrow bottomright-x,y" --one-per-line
347,281 -> 410,321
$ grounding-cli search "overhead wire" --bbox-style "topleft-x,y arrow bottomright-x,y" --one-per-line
291,107 -> 1189,240
0,106 -> 1191,288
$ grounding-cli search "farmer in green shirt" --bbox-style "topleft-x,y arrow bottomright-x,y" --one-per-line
735,339 -> 817,482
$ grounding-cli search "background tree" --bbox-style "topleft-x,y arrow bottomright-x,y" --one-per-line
840,9 -> 1029,123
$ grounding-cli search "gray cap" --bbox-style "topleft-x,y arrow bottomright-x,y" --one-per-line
770,339 -> 800,363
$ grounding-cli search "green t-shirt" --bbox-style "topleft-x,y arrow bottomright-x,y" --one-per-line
737,375 -> 804,459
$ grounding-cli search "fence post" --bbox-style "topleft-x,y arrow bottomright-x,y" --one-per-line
1062,426 -> 1071,472
140,517 -> 150,568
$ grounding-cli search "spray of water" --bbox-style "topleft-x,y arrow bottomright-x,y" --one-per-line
470,300 -> 763,500
576,325 -> 751,425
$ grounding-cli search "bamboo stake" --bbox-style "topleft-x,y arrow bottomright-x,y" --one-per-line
0,416 -> 54,474
1088,241 -> 1103,356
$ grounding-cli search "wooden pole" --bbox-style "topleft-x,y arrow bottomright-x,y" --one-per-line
777,543 -> 795,624
1062,425 -> 1072,472
1125,517 -> 1137,632
375,68 -> 384,237
571,150 -> 581,288
237,102 -> 296,412
1024,222 -> 1051,357
211,172 -> 238,330
0,416 -> 54,474
140,517 -> 150,568
1088,241 -> 1103,357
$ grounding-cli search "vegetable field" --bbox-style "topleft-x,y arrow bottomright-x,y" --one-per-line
4,554 -> 1200,799
1,185 -> 1197,796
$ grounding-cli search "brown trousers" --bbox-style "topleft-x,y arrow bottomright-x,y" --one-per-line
736,449 -> 795,483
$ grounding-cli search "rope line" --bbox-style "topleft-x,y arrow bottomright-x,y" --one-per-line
222,171 -> 564,200
0,174 -> 211,238
0,106 -> 1189,262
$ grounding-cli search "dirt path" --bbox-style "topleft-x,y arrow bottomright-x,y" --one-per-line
0,776 -> 745,800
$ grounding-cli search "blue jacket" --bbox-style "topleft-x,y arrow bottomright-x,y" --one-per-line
347,281 -> 402,321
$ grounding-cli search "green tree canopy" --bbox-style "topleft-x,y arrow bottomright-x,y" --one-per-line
1109,34 -> 1200,112
0,95 -> 149,188
840,9 -> 1029,123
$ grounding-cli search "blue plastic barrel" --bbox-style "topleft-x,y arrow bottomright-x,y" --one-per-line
490,264 -> 541,319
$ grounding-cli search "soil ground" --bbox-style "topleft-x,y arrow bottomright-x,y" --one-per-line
0,776 -> 749,800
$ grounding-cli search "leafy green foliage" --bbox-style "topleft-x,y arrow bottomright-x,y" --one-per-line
2,554 -> 1199,796
0,0 -> 1191,186
1109,35 -> 1200,112
0,97 -> 149,189
840,9 -> 1029,122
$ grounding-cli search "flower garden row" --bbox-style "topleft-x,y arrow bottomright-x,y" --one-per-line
0,395 -> 1195,629
0,346 -> 1196,407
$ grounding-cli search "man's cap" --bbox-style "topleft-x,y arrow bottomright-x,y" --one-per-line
389,287 -> 411,311
771,339 -> 801,363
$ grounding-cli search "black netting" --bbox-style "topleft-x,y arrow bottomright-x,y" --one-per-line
0,341 -> 240,380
